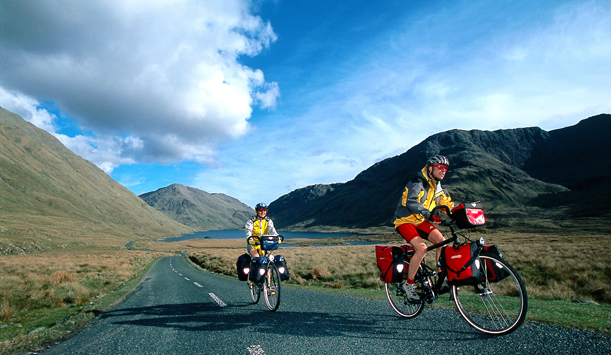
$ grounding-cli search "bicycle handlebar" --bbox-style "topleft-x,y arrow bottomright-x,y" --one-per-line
430,205 -> 453,227
430,205 -> 452,216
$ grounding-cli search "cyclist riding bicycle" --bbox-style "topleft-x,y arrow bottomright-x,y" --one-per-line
245,203 -> 279,259
393,155 -> 454,304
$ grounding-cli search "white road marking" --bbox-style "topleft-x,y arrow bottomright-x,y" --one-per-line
184,277 -> 190,281
193,282 -> 203,288
247,345 -> 266,355
208,293 -> 227,308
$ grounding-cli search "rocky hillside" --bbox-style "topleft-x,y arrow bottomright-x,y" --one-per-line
0,107 -> 190,253
139,184 -> 254,230
269,114 -> 611,233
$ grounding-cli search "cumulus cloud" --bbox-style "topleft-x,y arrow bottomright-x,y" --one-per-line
0,0 -> 278,171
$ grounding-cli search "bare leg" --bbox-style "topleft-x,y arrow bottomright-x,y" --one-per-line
406,236 -> 428,280
427,229 -> 445,272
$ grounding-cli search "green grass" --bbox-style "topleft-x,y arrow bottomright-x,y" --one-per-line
525,298 -> 611,332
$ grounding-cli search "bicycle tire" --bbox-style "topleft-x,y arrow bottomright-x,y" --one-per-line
249,282 -> 261,304
384,263 -> 425,318
452,254 -> 528,335
264,263 -> 281,311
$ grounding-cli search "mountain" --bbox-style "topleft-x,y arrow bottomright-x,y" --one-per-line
139,184 -> 255,230
0,106 -> 190,253
269,114 -> 611,233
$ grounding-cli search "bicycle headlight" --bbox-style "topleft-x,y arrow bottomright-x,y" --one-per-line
268,255 -> 274,262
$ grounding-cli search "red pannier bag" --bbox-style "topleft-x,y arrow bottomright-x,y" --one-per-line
480,245 -> 510,282
375,246 -> 406,283
451,202 -> 485,229
441,242 -> 481,285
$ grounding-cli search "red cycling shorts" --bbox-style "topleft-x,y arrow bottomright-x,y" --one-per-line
397,221 -> 437,243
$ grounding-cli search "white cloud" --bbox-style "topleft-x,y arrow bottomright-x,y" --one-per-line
0,0 -> 278,169
195,1 -> 611,207
2,0 -> 610,208
0,87 -> 57,133
0,87 -> 136,173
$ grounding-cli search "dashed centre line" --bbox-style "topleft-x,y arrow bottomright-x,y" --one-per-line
208,293 -> 227,307
247,345 -> 266,355
171,258 -> 227,308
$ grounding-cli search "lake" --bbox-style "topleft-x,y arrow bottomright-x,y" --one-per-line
160,229 -> 365,242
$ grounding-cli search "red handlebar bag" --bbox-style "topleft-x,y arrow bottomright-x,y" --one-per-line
451,202 -> 485,229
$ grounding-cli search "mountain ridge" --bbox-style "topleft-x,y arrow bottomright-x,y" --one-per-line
139,183 -> 255,230
268,114 -> 610,233
0,106 -> 190,253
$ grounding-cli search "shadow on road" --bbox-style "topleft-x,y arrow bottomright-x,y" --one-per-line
101,301 -> 486,342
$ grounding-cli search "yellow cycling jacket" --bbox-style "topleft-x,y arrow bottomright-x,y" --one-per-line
393,167 -> 454,228
245,216 -> 278,254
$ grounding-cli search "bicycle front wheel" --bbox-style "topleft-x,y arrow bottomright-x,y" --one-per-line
249,282 -> 260,304
264,263 -> 281,311
452,255 -> 528,335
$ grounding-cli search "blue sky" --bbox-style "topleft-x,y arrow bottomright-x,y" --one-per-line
1,0 -> 609,208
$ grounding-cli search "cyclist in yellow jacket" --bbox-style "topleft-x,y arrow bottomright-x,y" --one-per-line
245,203 -> 278,258
393,155 -> 454,304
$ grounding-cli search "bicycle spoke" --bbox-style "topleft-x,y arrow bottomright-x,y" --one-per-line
453,255 -> 527,335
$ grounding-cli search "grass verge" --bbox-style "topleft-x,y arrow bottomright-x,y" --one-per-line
0,251 -> 161,355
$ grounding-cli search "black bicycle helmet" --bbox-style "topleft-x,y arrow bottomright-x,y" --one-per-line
255,203 -> 268,210
426,154 -> 450,167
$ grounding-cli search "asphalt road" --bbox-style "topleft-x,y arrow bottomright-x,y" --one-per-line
37,255 -> 611,355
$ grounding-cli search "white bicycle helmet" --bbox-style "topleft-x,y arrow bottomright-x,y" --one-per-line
426,154 -> 450,167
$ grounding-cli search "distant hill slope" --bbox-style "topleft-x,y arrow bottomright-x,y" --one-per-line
269,114 -> 611,232
0,107 -> 190,253
139,184 -> 254,230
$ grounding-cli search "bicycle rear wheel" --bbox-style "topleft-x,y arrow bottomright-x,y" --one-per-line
249,282 -> 261,304
384,263 -> 425,318
452,255 -> 528,335
264,263 -> 281,311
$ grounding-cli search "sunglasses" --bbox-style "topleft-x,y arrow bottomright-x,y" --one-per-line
433,164 -> 448,172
